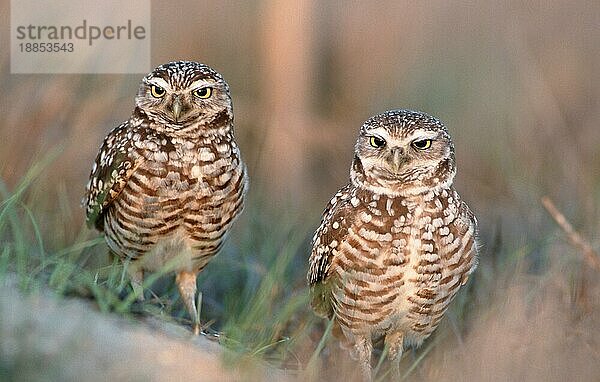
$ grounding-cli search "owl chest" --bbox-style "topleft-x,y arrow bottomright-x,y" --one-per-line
332,204 -> 446,331
121,144 -> 237,220
338,203 -> 435,273
138,142 -> 234,194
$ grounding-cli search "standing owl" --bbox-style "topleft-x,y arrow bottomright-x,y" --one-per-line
308,110 -> 478,380
84,61 -> 248,334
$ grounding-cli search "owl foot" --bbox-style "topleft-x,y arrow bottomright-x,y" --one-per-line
129,268 -> 145,302
176,270 -> 201,335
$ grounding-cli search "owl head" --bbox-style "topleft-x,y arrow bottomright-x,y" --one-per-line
135,61 -> 232,130
350,109 -> 456,196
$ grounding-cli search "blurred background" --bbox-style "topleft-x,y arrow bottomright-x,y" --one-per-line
1,1 -> 599,380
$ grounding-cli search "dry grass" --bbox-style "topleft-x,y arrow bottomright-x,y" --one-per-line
414,259 -> 600,381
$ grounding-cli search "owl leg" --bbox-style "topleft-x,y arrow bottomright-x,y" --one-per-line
176,270 -> 200,335
385,331 -> 404,380
129,268 -> 145,302
354,335 -> 373,382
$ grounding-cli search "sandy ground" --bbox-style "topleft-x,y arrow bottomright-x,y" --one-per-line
0,278 -> 282,382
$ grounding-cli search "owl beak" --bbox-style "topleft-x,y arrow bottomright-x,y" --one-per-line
390,148 -> 406,172
171,97 -> 183,122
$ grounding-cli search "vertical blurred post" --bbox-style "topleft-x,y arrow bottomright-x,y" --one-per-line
260,0 -> 315,201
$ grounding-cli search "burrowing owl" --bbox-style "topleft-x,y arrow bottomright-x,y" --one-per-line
308,110 -> 478,380
84,61 -> 248,334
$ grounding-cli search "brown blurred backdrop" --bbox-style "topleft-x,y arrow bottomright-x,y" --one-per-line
1,0 -> 599,248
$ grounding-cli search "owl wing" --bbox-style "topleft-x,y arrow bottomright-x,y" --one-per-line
455,200 -> 479,280
83,122 -> 142,231
308,184 -> 354,318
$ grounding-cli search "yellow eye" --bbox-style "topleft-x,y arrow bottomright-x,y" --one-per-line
150,85 -> 165,98
412,139 -> 432,150
193,87 -> 212,99
369,136 -> 386,148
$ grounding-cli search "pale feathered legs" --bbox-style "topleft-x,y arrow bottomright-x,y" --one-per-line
128,267 -> 145,301
354,336 -> 373,382
176,270 -> 201,335
385,331 -> 404,381
353,331 -> 404,382
126,262 -> 200,335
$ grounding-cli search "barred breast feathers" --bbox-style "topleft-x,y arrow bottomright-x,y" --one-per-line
308,184 -> 478,331
84,108 -> 245,236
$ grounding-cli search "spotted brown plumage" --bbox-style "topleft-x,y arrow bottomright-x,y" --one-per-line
308,110 -> 478,381
84,61 -> 248,334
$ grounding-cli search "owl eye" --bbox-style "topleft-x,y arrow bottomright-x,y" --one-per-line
369,136 -> 386,148
412,139 -> 432,150
193,87 -> 213,99
150,85 -> 166,98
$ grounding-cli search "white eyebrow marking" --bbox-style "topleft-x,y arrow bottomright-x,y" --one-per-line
366,127 -> 393,140
147,77 -> 171,91
364,127 -> 439,148
189,79 -> 214,90
409,131 -> 438,141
